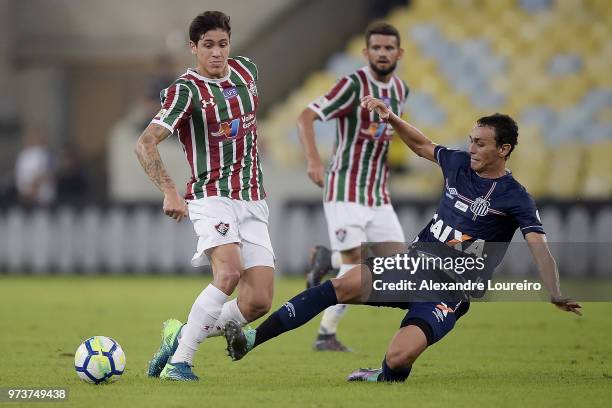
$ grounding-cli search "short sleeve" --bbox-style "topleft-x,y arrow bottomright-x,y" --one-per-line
434,145 -> 470,176
510,192 -> 545,236
151,83 -> 193,133
308,77 -> 357,121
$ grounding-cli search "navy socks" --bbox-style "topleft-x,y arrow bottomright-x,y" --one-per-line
253,280 -> 338,348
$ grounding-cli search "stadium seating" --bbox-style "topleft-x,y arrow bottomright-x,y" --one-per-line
261,0 -> 611,198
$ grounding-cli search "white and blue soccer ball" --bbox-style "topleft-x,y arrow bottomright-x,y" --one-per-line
74,336 -> 126,384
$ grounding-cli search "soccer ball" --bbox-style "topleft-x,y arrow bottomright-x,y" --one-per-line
74,336 -> 126,384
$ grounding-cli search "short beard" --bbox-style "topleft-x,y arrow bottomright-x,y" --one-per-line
369,61 -> 397,77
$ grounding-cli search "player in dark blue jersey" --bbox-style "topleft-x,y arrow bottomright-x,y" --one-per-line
223,95 -> 582,383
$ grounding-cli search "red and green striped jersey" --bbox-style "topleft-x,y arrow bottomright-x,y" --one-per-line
151,56 -> 265,201
309,67 -> 409,206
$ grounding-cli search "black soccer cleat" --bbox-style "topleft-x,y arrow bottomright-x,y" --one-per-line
306,245 -> 333,289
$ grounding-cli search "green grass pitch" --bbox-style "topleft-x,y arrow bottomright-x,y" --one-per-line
1,276 -> 611,407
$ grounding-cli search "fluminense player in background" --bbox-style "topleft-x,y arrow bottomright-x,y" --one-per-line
297,22 -> 409,351
135,11 -> 275,381
223,95 -> 582,383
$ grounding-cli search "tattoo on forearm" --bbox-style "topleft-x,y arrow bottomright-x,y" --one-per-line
135,125 -> 175,192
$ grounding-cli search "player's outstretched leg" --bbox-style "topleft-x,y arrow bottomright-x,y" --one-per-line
224,280 -> 337,360
306,245 -> 333,289
347,301 -> 468,383
225,265 -> 365,361
147,318 -> 183,377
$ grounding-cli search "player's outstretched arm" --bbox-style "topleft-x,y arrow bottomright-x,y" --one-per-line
297,108 -> 325,188
135,123 -> 188,222
361,95 -> 437,163
525,232 -> 582,315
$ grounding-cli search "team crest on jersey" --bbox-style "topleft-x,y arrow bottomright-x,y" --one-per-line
247,80 -> 258,96
335,228 -> 347,242
215,222 -> 230,236
381,96 -> 392,107
470,197 -> 490,217
202,98 -> 216,108
222,87 -> 238,99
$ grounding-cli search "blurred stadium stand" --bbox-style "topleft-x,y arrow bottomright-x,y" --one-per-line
0,0 -> 610,274
262,0 -> 612,198
1,201 -> 611,276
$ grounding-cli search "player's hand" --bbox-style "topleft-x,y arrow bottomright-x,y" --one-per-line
163,190 -> 188,222
306,158 -> 325,188
361,95 -> 390,121
551,296 -> 582,316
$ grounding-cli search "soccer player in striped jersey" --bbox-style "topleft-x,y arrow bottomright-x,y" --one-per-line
135,11 -> 274,381
223,97 -> 582,382
297,22 -> 409,351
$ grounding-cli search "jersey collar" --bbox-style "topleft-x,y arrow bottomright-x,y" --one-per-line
365,66 -> 394,89
187,67 -> 231,83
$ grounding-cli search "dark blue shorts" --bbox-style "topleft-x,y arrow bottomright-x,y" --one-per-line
401,301 -> 470,345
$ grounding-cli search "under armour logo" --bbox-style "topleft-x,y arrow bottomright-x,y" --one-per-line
202,98 -> 216,108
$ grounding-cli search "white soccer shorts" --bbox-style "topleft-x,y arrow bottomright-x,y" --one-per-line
323,201 -> 405,252
188,196 -> 275,269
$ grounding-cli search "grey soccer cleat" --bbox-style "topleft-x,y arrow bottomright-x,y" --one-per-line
224,320 -> 255,361
313,334 -> 352,352
306,245 -> 333,289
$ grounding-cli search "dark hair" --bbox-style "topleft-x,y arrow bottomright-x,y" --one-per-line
365,21 -> 400,46
476,113 -> 519,160
189,11 -> 231,43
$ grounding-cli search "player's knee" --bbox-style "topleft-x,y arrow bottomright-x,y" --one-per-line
241,298 -> 271,320
215,268 -> 242,292
331,273 -> 361,303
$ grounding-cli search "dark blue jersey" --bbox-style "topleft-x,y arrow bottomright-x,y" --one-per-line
415,146 -> 544,272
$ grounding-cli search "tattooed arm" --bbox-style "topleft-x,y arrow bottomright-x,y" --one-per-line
135,123 -> 188,222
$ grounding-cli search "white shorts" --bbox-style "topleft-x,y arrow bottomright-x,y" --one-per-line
188,196 -> 275,269
323,201 -> 405,252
